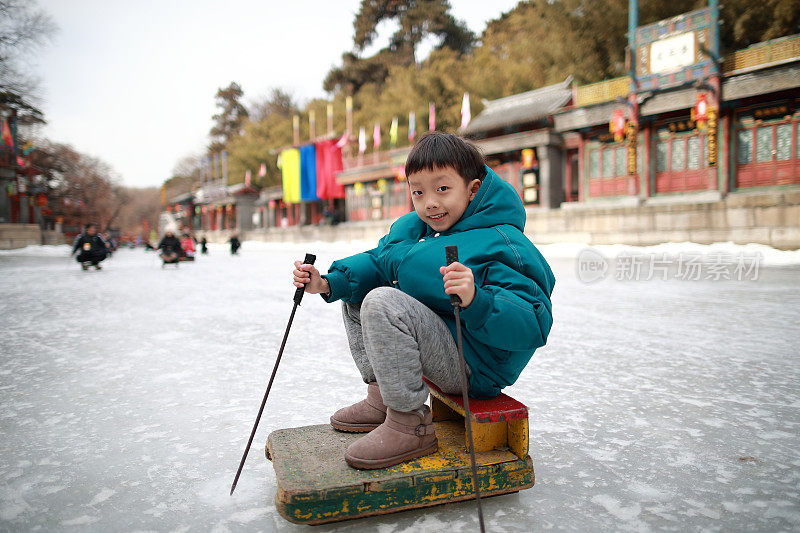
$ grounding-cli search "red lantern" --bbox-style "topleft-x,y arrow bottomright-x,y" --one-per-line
609,109 -> 626,142
36,193 -> 47,207
692,93 -> 709,130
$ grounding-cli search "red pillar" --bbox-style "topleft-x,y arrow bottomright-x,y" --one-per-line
577,136 -> 585,202
643,124 -> 651,198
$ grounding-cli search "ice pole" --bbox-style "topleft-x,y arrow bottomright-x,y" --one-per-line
445,245 -> 485,533
230,253 -> 316,496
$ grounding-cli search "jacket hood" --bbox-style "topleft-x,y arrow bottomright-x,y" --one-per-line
446,165 -> 526,234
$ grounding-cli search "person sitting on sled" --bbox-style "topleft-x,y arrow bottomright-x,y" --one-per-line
180,233 -> 196,259
71,223 -> 108,270
293,132 -> 555,470
158,231 -> 183,263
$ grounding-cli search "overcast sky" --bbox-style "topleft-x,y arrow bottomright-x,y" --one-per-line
32,0 -> 520,188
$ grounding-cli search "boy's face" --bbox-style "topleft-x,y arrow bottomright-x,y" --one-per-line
408,166 -> 481,232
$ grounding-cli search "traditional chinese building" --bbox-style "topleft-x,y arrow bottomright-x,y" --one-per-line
462,77 -> 574,209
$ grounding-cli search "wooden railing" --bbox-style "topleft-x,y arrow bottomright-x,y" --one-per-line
574,76 -> 631,107
723,34 -> 800,73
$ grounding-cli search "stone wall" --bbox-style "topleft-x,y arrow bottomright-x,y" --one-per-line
243,188 -> 800,250
527,189 -> 800,250
0,224 -> 42,249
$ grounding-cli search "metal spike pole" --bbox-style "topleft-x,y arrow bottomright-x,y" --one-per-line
446,245 -> 486,533
230,253 -> 316,496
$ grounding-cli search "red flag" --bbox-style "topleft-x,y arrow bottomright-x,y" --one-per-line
335,132 -> 348,148
1,120 -> 12,148
258,163 -> 266,177
245,170 -> 251,187
373,122 -> 381,149
429,102 -> 435,131
315,139 -> 345,200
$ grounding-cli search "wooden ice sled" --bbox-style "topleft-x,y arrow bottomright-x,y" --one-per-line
265,379 -> 533,525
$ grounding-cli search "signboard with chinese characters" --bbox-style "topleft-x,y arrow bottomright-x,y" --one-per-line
634,7 -> 718,92
649,32 -> 695,74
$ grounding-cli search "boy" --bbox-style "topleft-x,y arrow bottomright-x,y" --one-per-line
71,223 -> 108,270
293,132 -> 555,469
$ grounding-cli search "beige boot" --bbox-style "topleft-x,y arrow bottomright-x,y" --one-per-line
344,405 -> 438,469
330,382 -> 387,432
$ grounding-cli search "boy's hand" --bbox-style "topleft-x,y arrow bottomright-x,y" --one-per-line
440,262 -> 475,308
293,261 -> 330,294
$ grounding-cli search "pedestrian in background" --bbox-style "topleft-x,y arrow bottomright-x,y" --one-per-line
229,234 -> 241,255
71,223 -> 108,270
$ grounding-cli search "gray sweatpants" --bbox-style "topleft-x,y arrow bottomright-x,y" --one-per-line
342,286 -> 465,412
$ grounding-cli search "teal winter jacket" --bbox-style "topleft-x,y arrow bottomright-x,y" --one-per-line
322,165 -> 555,398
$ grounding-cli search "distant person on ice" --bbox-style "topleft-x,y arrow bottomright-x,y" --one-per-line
71,223 -> 108,270
180,233 -> 196,259
158,231 -> 182,264
229,234 -> 241,255
293,132 -> 555,470
199,236 -> 208,255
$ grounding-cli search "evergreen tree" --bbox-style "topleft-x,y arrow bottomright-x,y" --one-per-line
209,82 -> 249,153
324,0 -> 475,94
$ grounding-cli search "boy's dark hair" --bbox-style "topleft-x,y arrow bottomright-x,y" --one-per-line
85,223 -> 96,230
405,132 -> 485,183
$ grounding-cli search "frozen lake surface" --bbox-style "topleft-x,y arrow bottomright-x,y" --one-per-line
1,240 -> 799,532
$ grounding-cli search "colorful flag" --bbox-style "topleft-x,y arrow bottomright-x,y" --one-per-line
300,144 -> 319,201
461,92 -> 471,129
408,111 -> 416,143
21,141 -> 33,155
279,148 -> 301,203
1,120 -> 13,148
389,117 -> 398,147
245,170 -> 251,187
315,139 -> 345,200
373,122 -> 381,149
429,102 -> 436,131
258,163 -> 266,178
358,126 -> 366,154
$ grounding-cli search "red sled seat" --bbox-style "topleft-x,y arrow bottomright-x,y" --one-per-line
424,378 -> 529,460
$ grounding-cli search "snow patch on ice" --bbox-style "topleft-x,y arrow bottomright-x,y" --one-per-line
228,507 -> 267,523
591,494 -> 642,522
61,515 -> 99,526
0,498 -> 30,521
0,244 -> 71,256
398,514 -> 468,532
627,481 -> 671,501
88,488 -> 116,506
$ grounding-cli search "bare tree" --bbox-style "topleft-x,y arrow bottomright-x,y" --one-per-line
0,0 -> 57,118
